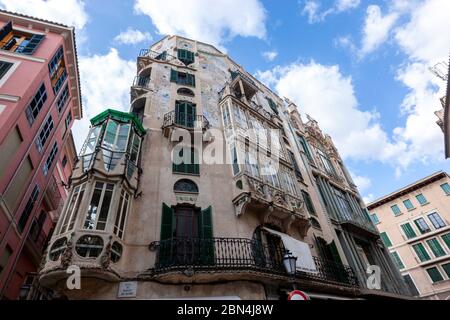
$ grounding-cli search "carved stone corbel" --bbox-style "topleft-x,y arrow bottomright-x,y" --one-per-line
61,234 -> 74,269
234,193 -> 251,216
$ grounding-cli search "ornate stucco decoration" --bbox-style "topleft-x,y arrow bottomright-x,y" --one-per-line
61,235 -> 74,269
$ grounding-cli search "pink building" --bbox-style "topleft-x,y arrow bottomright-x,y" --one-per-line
0,10 -> 82,299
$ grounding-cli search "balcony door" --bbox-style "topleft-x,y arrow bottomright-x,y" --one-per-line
159,203 -> 213,268
175,101 -> 196,128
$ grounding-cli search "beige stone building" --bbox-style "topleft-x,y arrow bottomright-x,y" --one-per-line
37,35 -> 411,300
367,171 -> 450,300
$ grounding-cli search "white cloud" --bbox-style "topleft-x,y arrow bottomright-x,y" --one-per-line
134,0 -> 267,49
114,27 -> 152,45
389,0 -> 450,168
262,50 -> 278,62
256,61 -> 405,165
359,5 -> 398,57
0,0 -> 88,29
335,0 -> 360,12
363,194 -> 375,204
349,171 -> 372,193
301,0 -> 360,23
72,49 -> 135,150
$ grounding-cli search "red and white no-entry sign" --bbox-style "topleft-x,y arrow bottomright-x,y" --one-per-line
287,290 -> 310,300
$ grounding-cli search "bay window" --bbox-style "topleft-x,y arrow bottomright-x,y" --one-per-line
84,182 -> 115,231
114,189 -> 131,239
58,183 -> 86,234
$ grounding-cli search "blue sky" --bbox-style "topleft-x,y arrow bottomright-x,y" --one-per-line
1,0 -> 449,202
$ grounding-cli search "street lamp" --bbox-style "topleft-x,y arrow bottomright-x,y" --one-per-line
283,250 -> 297,276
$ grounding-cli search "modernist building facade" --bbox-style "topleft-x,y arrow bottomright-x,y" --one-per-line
39,36 -> 410,300
0,11 -> 82,299
367,171 -> 450,300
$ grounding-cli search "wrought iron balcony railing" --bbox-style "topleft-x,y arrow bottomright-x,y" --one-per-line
139,49 -> 176,62
132,75 -> 150,88
150,237 -> 358,287
162,111 -> 210,130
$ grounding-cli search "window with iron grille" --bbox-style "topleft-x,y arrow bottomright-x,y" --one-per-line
17,185 -> 40,233
0,60 -> 13,79
57,84 -> 70,113
43,142 -> 58,176
25,83 -> 47,126
35,115 -> 54,153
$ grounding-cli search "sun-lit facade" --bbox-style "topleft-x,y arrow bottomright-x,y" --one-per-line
39,36 -> 410,300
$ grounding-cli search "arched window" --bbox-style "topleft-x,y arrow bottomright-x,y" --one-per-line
174,179 -> 199,193
177,87 -> 195,97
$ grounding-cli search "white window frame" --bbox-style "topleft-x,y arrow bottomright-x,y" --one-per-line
402,273 -> 421,296
58,183 -> 86,234
114,188 -> 131,239
83,181 -> 115,231
0,57 -> 20,87
391,251 -> 405,270
425,265 -> 445,284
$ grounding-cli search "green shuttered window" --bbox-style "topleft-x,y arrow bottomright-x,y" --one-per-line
380,232 -> 393,247
177,49 -> 195,65
412,243 -> 431,262
391,251 -> 405,270
426,239 -> 446,258
170,69 -> 195,87
401,223 -> 417,239
426,267 -> 443,283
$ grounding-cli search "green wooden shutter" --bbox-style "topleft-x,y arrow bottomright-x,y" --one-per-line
170,69 -> 178,83
175,101 -> 185,126
172,147 -> 185,173
328,241 -> 343,265
21,34 -> 45,55
252,228 -> 266,267
160,203 -> 174,240
187,73 -> 195,87
380,232 -> 393,247
159,203 -> 174,267
186,103 -> 196,128
199,206 -> 214,265
442,234 -> 450,250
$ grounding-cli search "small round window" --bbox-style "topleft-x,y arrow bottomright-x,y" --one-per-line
49,237 -> 67,261
75,235 -> 104,258
111,242 -> 123,263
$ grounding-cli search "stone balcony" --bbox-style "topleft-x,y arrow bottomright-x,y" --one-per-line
233,173 -> 310,237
